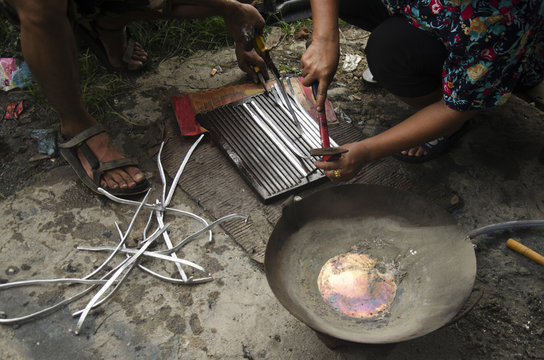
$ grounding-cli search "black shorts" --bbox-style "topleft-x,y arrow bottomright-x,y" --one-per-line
338,0 -> 448,98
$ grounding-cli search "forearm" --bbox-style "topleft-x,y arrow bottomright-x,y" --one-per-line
310,0 -> 339,42
301,0 -> 340,109
355,101 -> 475,162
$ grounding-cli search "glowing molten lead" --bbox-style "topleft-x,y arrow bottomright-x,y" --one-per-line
317,252 -> 396,319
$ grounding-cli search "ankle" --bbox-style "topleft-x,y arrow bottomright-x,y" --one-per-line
60,117 -> 99,137
94,18 -> 127,34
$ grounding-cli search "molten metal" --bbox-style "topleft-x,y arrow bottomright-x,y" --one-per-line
317,252 -> 397,319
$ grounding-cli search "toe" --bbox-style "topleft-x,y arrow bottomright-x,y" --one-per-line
127,167 -> 145,184
414,147 -> 426,157
127,60 -> 144,71
103,171 -> 124,189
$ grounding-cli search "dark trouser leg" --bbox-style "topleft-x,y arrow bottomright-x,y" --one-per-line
365,16 -> 448,102
338,0 -> 390,32
339,1 -> 448,106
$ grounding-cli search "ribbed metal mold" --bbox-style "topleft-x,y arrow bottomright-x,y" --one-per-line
197,90 -> 338,203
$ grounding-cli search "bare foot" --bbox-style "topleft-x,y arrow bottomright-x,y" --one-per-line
399,145 -> 427,158
96,26 -> 148,71
399,137 -> 447,159
62,124 -> 146,190
79,131 -> 146,190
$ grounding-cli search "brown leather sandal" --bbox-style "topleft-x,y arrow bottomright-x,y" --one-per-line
74,21 -> 150,73
58,124 -> 150,197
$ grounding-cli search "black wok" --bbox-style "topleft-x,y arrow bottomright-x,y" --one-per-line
265,184 -> 476,344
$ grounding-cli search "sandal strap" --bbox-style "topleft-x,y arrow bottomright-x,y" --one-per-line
90,158 -> 139,187
90,23 -> 136,65
58,125 -> 106,149
79,142 -> 100,171
58,124 -> 106,185
94,24 -> 127,35
100,157 -> 139,172
122,38 -> 136,64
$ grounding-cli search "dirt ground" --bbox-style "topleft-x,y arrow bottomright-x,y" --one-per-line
1,23 -> 544,359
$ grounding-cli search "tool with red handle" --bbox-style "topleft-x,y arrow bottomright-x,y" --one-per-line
308,81 -> 348,161
310,81 -> 334,161
306,40 -> 347,162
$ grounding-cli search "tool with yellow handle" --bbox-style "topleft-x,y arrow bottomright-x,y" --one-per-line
253,34 -> 302,136
506,238 -> 544,266
252,65 -> 268,93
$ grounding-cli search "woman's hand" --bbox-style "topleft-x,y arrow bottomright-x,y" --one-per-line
314,142 -> 369,182
314,100 -> 475,182
301,0 -> 340,111
300,37 -> 339,112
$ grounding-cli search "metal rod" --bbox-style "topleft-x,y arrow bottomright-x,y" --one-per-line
157,141 -> 167,205
83,189 -> 152,280
0,258 -> 129,325
157,214 -> 248,255
269,86 -> 322,149
244,103 -> 307,178
97,189 -> 213,243
164,134 -> 205,207
155,203 -> 188,282
229,105 -> 299,187
212,107 -> 288,192
78,246 -> 212,274
74,223 -> 171,334
270,73 -> 303,137
282,81 -> 340,148
71,247 -> 134,317
250,100 -> 312,161
0,279 -> 112,289
137,264 -> 213,284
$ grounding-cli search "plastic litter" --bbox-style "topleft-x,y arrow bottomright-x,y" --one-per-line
11,61 -> 33,89
3,101 -> 23,121
28,128 -> 57,156
342,54 -> 362,72
0,58 -> 17,91
1,58 -> 33,91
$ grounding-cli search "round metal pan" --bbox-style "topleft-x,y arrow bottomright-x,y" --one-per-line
265,184 -> 476,344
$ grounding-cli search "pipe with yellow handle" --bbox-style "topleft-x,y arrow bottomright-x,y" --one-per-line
506,238 -> 544,267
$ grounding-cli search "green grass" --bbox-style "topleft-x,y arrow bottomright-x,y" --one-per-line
0,19 -> 21,58
130,17 -> 233,63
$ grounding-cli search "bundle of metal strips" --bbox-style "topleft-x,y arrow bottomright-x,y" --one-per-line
0,136 -> 247,334
197,83 -> 339,203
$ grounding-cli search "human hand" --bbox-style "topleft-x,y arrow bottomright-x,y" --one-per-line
300,38 -> 339,111
223,2 -> 268,83
314,142 -> 368,182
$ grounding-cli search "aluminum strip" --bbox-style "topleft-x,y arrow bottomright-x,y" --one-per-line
210,108 -> 288,194
226,106 -> 300,189
243,103 -> 307,178
258,94 -> 321,151
207,113 -> 281,194
249,100 -> 311,162
220,105 -> 300,188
